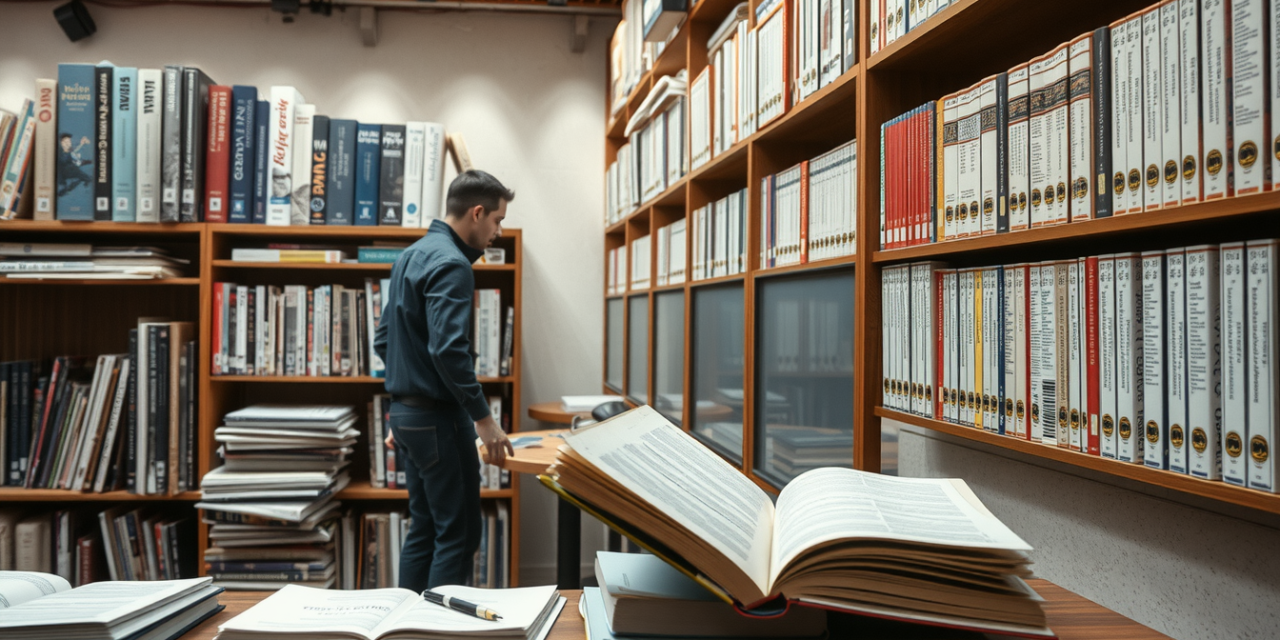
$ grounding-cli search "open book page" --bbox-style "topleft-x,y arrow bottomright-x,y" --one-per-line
379,585 -> 560,638
0,577 -> 210,627
563,406 -> 775,602
217,585 -> 419,640
0,571 -> 71,609
768,468 -> 1033,591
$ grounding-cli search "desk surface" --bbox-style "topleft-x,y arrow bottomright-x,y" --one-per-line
183,580 -> 1167,640
528,402 -> 589,425
491,429 -> 568,475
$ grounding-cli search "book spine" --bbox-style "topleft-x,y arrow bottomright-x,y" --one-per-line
181,68 -> 210,222
289,104 -> 314,226
1116,253 -> 1145,464
229,85 -> 257,223
252,100 -> 270,224
135,70 -> 162,223
1055,261 -> 1069,448
1274,0 -> 1280,191
1221,242 -> 1247,484
1110,21 -> 1129,214
799,160 -> 809,263
421,123 -> 446,225
56,64 -> 95,221
1100,255 -> 1118,458
0,103 -> 36,219
979,79 -> 999,237
1086,257 -> 1101,455
995,74 -> 1010,234
326,120 -> 357,225
1186,246 -> 1222,479
1092,28 -> 1114,218
204,85 -> 231,223
1068,261 -> 1082,450
1202,0 -> 1234,200
355,123 -> 381,226
1144,252 -> 1170,470
33,78 -> 56,219
310,115 -> 329,225
110,67 -> 137,222
1232,0 -> 1270,195
1142,9 -> 1165,210
1180,0 -> 1204,204
93,64 -> 113,221
160,65 -> 183,222
1245,239 -> 1277,492
378,125 -> 406,226
1160,2 -> 1183,208
1046,46 -> 1070,226
267,87 -> 298,226
402,122 -> 425,228
1068,35 -> 1095,221
1167,249 -> 1189,474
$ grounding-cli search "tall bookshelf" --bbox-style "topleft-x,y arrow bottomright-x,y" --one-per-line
0,221 -> 524,584
603,0 -> 1280,516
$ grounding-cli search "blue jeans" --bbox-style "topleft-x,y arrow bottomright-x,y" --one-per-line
389,401 -> 482,591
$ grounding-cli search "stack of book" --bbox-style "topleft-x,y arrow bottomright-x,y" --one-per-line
1,319 -> 197,495
211,278 -> 387,378
198,404 -> 356,589
608,72 -> 688,223
0,573 -> 223,640
882,240 -> 1279,493
0,99 -> 36,219
0,243 -> 188,280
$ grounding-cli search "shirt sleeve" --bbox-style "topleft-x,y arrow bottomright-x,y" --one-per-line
423,258 -> 492,422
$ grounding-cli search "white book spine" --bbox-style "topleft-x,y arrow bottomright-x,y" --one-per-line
978,78 -> 999,236
963,270 -> 976,427
1069,260 -> 1083,450
1126,16 -> 1147,213
1143,9 -> 1165,210
1012,265 -> 1028,438
236,285 -> 249,374
1221,242 -> 1248,484
957,88 -> 981,239
1055,262 -> 1070,448
1030,264 -> 1043,441
870,0 -> 881,55
1006,67 -> 1030,233
288,104 -> 315,226
421,123 -> 445,225
1040,263 -> 1060,443
1116,254 -> 1145,463
1273,0 -> 1280,191
33,78 -> 56,219
944,270 -> 958,423
1179,0 -> 1204,204
1068,37 -> 1095,221
1044,46 -> 1071,226
1232,0 -> 1271,195
942,94 -> 961,239
1142,251 -> 1168,469
1186,246 -> 1222,479
1029,57 -> 1049,228
267,87 -> 300,226
1167,249 -> 1190,474
401,122 -> 426,229
1100,255 -> 1119,458
1202,0 -> 1234,199
1160,2 -> 1183,208
1111,20 -> 1131,213
1245,239 -> 1277,492
135,69 -> 162,223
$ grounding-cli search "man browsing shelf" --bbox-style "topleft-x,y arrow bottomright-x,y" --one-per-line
375,170 -> 515,591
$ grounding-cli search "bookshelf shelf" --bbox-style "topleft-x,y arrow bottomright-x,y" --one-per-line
753,254 -> 858,279
0,220 -> 205,234
209,375 -> 515,384
687,274 -> 744,289
0,488 -> 201,502
0,277 -> 202,286
872,192 -> 1280,264
876,408 -> 1280,516
209,225 -> 429,239
211,261 -> 392,271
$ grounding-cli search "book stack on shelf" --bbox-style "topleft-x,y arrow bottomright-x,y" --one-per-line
197,404 -> 355,590
97,506 -> 197,581
759,140 -> 858,268
629,235 -> 652,291
654,218 -> 687,286
609,72 -> 689,225
609,0 -> 682,123
690,188 -> 747,281
0,243 -> 188,281
883,240 -> 1279,493
606,244 -> 628,295
6,63 -> 472,227
869,0 -> 953,56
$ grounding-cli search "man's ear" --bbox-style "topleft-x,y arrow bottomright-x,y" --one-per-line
469,204 -> 486,221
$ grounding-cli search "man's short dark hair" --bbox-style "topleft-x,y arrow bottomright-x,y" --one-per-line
446,170 -> 515,217
59,133 -> 71,142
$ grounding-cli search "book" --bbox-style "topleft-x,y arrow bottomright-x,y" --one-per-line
55,64 -> 95,220
402,122 -> 426,228
309,115 -> 329,226
110,67 -> 137,222
266,86 -> 305,226
229,85 -> 258,224
1245,239 -> 1277,492
421,122 -> 446,224
204,85 -> 232,223
252,100 -> 270,224
543,406 -> 1049,637
32,78 -> 56,220
136,69 -> 163,223
180,67 -> 213,222
0,573 -> 221,640
216,584 -> 563,640
93,63 -> 113,221
290,104 -> 315,226
160,65 -> 183,222
355,123 -> 382,226
326,119 -> 357,225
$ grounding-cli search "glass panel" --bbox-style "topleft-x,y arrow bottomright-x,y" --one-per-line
881,421 -> 899,476
653,291 -> 685,424
627,295 -> 649,404
606,298 -> 624,391
755,270 -> 855,486
691,284 -> 745,464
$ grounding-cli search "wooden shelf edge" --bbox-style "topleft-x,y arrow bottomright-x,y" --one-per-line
209,225 -> 429,238
0,488 -> 201,501
0,277 -> 201,286
689,273 -> 745,288
335,485 -> 514,500
0,220 -> 205,233
876,408 -> 1280,515
753,254 -> 857,278
872,191 -> 1280,263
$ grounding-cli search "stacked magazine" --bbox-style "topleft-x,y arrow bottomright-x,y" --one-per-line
0,243 -> 189,279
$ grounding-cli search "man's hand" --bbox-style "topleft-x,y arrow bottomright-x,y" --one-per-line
476,415 -> 513,467
385,430 -> 395,449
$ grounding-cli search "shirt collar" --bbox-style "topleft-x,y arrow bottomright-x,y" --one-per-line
430,218 -> 485,264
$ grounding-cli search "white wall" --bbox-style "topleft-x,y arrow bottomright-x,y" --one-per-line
0,2 -> 611,583
893,420 -> 1280,640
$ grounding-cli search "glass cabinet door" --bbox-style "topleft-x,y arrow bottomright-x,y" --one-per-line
653,291 -> 685,424
691,284 -> 745,464
606,298 -> 624,391
627,295 -> 649,404
755,270 -> 855,486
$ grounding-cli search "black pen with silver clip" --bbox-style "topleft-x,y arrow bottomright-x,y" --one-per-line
422,589 -> 503,621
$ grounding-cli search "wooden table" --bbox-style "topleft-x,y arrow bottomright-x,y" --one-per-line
182,580 -> 1169,640
487,429 -> 580,589
528,402 -> 590,425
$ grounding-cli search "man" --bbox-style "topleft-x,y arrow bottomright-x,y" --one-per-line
56,134 -> 93,196
374,169 -> 515,591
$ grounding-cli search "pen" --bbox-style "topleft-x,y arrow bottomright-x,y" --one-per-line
422,589 -> 503,621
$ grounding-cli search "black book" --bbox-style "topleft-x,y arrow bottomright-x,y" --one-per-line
177,336 -> 189,493
1092,26 -> 1113,218
160,65 -> 184,222
126,329 -> 139,493
378,124 -> 405,226
310,115 -> 329,225
327,119 -> 357,225
146,325 -> 160,494
1,362 -> 12,486
180,67 -> 214,222
995,72 -> 1010,234
245,287 -> 257,375
154,324 -> 171,495
94,64 -> 114,221
183,341 -> 197,491
15,362 -> 33,486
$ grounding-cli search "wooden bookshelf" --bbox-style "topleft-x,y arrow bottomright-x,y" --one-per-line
1,223 -> 524,586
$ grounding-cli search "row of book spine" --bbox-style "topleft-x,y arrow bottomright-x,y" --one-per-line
0,508 -> 194,583
882,239 -> 1278,492
366,394 -> 512,492
34,63 -> 451,226
691,187 -> 748,281
760,139 -> 858,268
0,99 -> 36,219
473,289 -> 515,379
607,96 -> 687,226
338,504 -> 510,591
655,218 -> 688,287
1,323 -> 197,495
869,0 -> 952,56
880,0 -> 1279,250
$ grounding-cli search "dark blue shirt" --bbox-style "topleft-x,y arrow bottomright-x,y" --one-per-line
374,218 -> 490,422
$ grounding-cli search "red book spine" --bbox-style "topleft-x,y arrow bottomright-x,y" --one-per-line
212,283 -> 224,375
799,160 -> 810,264
77,535 -> 95,586
26,357 -> 63,487
920,108 -> 929,246
204,86 -> 232,223
1085,256 -> 1100,455
153,522 -> 168,579
935,268 -> 946,419
906,112 -> 915,248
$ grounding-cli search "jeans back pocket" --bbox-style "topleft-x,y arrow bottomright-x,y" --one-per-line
390,419 -> 440,471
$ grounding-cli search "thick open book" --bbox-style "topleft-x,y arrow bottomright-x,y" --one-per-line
0,572 -> 222,640
542,406 -> 1052,638
217,583 -> 564,640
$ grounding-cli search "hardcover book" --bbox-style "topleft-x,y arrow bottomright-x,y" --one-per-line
266,86 -> 305,226
289,104 -> 315,226
111,67 -> 137,222
33,78 -> 56,219
421,122 -> 446,225
378,124 -> 406,226
204,85 -> 232,223
93,63 -> 113,221
229,86 -> 258,224
135,69 -> 162,223
160,65 -> 183,222
180,67 -> 214,222
252,100 -> 270,224
401,122 -> 425,228
309,115 -> 329,225
55,64 -> 96,220
326,119 -> 357,225
354,123 -> 381,226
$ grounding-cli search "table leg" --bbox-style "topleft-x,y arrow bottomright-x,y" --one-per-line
556,496 -> 581,589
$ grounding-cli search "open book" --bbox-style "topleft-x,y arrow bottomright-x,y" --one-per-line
217,583 -> 564,640
0,572 -> 222,640
542,406 -> 1052,638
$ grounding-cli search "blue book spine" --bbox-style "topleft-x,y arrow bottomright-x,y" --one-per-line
354,123 -> 381,226
326,119 -> 357,225
229,86 -> 257,223
111,67 -> 137,221
252,100 -> 269,224
55,63 -> 96,220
